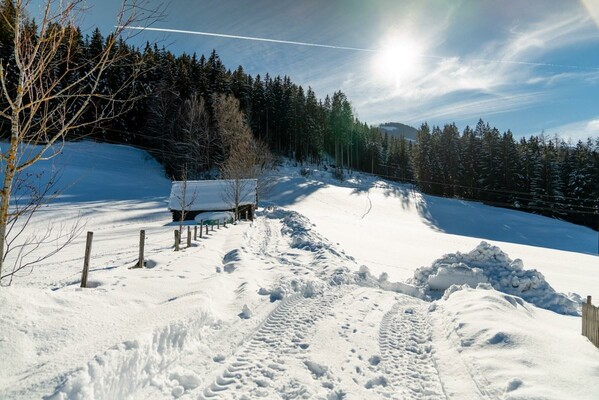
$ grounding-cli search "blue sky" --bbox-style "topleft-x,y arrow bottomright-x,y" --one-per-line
36,0 -> 599,140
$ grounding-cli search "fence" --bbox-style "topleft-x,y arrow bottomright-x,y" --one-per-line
79,214 -> 253,288
582,296 -> 599,348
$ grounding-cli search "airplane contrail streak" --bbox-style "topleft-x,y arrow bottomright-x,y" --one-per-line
121,26 -> 376,53
119,26 -> 599,71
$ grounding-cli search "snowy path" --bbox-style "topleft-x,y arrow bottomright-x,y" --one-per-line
14,208 -> 487,400
192,210 -> 454,400
377,301 -> 446,399
195,288 -> 453,400
196,289 -> 349,399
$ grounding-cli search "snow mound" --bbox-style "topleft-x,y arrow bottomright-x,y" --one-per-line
48,313 -> 213,399
427,262 -> 488,290
413,241 -> 578,315
303,360 -> 328,378
265,208 -> 339,255
263,207 -> 423,299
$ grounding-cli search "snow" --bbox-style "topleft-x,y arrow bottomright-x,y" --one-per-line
412,241 -> 579,315
169,179 -> 256,211
1,144 -> 598,399
193,211 -> 234,224
426,262 -> 488,291
431,286 -> 599,399
267,166 -> 599,300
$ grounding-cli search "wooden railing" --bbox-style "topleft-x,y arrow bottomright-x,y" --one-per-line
582,296 -> 599,348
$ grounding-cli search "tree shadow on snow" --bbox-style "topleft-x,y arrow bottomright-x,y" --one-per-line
416,194 -> 598,255
263,176 -> 326,207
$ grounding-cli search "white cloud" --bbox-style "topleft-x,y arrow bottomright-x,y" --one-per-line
360,91 -> 547,126
341,3 -> 599,124
542,118 -> 599,142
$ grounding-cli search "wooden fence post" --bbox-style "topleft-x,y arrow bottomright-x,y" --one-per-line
80,231 -> 93,288
245,210 -> 248,221
174,230 -> 180,251
218,219 -> 220,229
224,218 -> 227,228
206,222 -> 209,235
200,220 -> 203,238
187,226 -> 191,247
194,226 -> 197,240
582,295 -> 599,348
137,230 -> 145,268
583,296 -> 588,336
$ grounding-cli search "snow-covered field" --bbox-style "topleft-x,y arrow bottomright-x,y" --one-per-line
1,142 -> 598,399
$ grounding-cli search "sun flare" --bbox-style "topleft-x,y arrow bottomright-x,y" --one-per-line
374,36 -> 423,86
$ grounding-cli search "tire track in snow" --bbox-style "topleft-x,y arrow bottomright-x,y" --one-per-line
376,300 -> 447,400
197,289 -> 348,399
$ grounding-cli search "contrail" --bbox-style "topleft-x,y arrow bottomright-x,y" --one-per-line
121,26 -> 375,53
120,26 -> 599,71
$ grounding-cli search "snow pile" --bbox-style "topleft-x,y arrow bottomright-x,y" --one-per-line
265,207 -> 340,256
258,278 -> 328,303
239,304 -> 252,319
49,313 -> 213,399
427,262 -> 488,290
413,241 -> 578,315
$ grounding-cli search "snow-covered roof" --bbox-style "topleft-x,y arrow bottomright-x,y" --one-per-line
168,179 -> 257,211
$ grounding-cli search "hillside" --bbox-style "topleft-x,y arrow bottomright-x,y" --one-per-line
0,142 -> 597,399
379,122 -> 419,141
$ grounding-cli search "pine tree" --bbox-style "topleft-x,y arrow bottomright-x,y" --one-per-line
498,130 -> 522,205
413,123 -> 433,192
458,125 -> 480,199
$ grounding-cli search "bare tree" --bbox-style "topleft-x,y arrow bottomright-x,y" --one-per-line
214,94 -> 273,219
172,164 -> 198,234
177,94 -> 216,176
213,94 -> 247,162
0,0 -> 160,284
220,138 -> 256,220
0,168 -> 84,284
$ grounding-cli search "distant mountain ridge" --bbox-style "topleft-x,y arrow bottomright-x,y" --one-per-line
379,122 -> 418,141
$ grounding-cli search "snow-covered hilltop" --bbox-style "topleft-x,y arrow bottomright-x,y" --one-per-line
0,142 -> 597,399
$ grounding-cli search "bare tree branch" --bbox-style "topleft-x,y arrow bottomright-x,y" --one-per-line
0,0 -> 163,285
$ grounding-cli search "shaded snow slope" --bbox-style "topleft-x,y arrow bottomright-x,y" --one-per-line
2,141 -> 171,204
1,141 -> 173,289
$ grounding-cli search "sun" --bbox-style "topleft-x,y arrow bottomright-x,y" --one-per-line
373,36 -> 423,86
